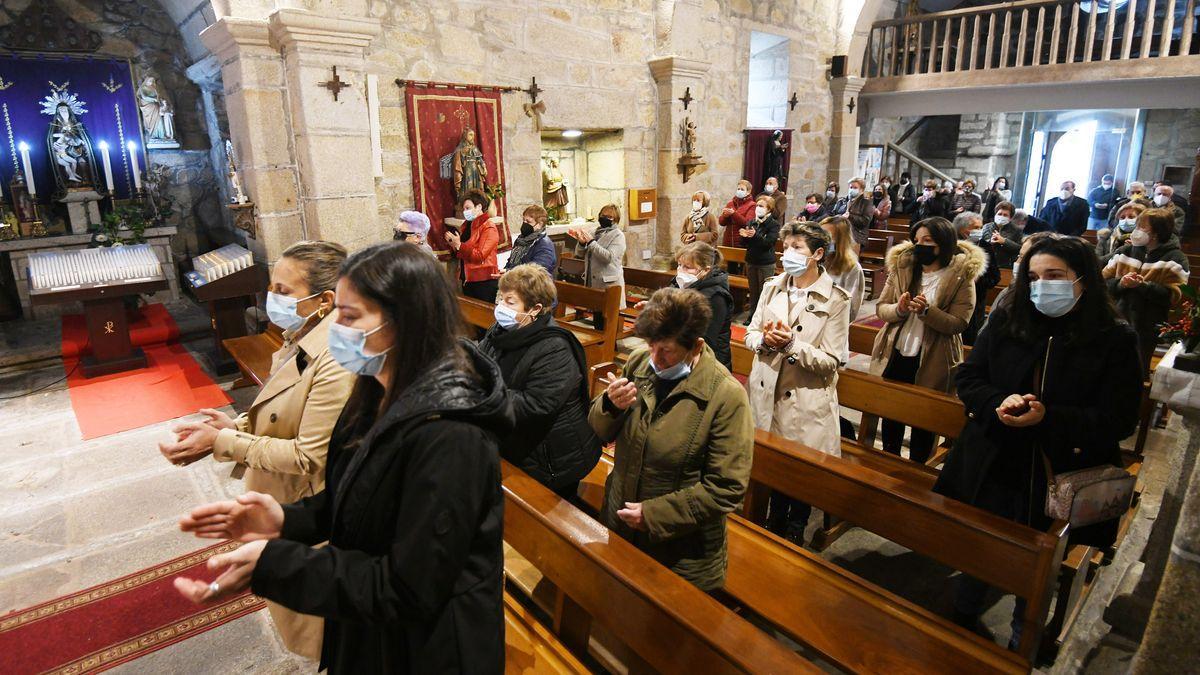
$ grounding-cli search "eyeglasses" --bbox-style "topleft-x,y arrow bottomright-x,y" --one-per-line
394,231 -> 412,241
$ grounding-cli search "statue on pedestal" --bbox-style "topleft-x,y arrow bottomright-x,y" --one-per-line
542,158 -> 569,222
40,87 -> 99,195
137,76 -> 178,148
451,127 -> 487,202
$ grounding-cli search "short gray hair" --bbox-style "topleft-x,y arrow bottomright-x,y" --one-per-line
1012,209 -> 1029,222
398,210 -> 431,235
1129,181 -> 1145,193
952,211 -> 982,230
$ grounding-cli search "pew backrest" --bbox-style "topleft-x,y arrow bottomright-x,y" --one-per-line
553,281 -> 622,362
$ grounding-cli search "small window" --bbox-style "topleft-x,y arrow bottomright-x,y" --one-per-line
746,31 -> 789,129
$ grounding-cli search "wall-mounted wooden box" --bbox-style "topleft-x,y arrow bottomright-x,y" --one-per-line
628,188 -> 657,220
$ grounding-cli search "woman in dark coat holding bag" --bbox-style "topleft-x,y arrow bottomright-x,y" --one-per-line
173,243 -> 513,674
934,236 -> 1142,649
478,264 -> 602,499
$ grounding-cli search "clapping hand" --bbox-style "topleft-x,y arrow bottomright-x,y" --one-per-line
910,294 -> 930,316
996,393 -> 1045,427
159,419 -> 220,466
761,320 -> 793,349
603,375 -> 638,410
1119,273 -> 1143,289
179,491 -> 284,542
990,232 -> 1006,245
569,227 -> 593,245
200,408 -> 237,430
683,233 -> 696,244
173,540 -> 267,604
444,230 -> 461,250
739,227 -> 756,239
897,291 -> 913,316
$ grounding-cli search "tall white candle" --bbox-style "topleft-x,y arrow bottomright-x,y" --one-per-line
18,141 -> 34,196
127,140 -> 141,190
98,141 -> 114,192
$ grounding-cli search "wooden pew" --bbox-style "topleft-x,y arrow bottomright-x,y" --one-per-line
457,294 -> 612,367
576,456 -> 1027,674
221,321 -> 284,388
553,282 -> 623,363
502,461 -> 816,674
503,591 -> 588,674
744,429 -> 1068,663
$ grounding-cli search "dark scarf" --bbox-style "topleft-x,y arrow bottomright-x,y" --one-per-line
488,313 -> 589,401
507,229 -> 545,268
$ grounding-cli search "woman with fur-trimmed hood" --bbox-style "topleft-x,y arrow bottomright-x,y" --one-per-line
870,216 -> 987,463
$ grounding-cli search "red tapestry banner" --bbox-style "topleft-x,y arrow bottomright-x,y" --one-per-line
403,85 -> 511,259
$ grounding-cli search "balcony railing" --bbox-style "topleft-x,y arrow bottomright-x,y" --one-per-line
864,0 -> 1199,78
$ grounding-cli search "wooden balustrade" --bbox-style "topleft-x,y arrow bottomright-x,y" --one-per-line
865,0 -> 1199,78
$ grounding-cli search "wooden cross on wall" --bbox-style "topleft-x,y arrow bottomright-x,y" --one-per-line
678,86 -> 693,110
321,66 -> 349,101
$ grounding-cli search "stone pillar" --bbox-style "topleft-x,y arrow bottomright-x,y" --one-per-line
185,55 -> 235,227
200,16 -> 301,262
268,9 -> 382,252
648,55 -> 710,261
828,76 -> 865,186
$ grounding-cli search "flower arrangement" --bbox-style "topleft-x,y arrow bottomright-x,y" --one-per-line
1159,284 -> 1200,352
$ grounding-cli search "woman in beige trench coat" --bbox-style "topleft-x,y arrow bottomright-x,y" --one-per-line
745,222 -> 849,541
159,241 -> 356,660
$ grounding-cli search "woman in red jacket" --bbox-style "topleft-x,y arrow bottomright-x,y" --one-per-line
446,189 -> 500,302
719,179 -> 758,247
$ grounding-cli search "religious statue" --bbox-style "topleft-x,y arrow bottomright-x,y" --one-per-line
681,117 -> 698,156
40,88 -> 99,194
542,158 -> 569,222
763,129 -> 788,186
676,117 -> 705,184
451,127 -> 488,202
137,76 -> 177,146
225,139 -> 249,204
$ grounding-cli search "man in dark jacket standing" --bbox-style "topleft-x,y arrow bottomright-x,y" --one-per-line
1038,180 -> 1090,236
1088,174 -> 1118,230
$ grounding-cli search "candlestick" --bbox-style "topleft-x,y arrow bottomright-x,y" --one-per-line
98,141 -> 114,193
127,140 -> 141,191
18,141 -> 34,196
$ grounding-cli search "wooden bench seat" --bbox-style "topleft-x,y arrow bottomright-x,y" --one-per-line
576,455 -> 1027,674
221,322 -> 284,388
502,461 -> 815,674
503,590 -> 588,674
457,294 -> 611,366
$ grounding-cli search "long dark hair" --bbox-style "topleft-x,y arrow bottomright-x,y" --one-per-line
907,217 -> 959,295
340,243 -> 470,421
1003,236 -> 1120,343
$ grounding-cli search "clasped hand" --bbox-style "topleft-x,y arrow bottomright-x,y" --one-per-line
158,408 -> 235,467
1119,273 -> 1144,289
568,227 -> 593,245
995,393 -> 1046,427
738,227 -> 756,239
173,491 -> 284,604
760,320 -> 793,350
896,292 -> 929,316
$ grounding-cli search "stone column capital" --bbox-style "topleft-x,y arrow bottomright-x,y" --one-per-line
829,76 -> 867,101
199,16 -> 271,62
648,56 -> 711,83
268,9 -> 382,56
185,54 -> 223,92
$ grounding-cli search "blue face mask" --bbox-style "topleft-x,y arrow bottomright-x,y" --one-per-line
265,291 -> 319,332
494,304 -> 535,329
462,209 -> 477,222
650,349 -> 694,381
1118,218 -> 1137,233
1030,279 -> 1081,318
782,249 -> 809,277
328,321 -> 392,376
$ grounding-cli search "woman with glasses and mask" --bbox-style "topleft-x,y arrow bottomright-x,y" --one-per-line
175,243 -> 514,674
746,222 -> 850,542
478,264 -> 601,499
870,217 -> 986,463
505,205 -> 557,277
160,240 -> 355,660
393,211 -> 436,258
934,236 -> 1142,649
1102,208 -> 1190,373
1095,201 -> 1147,258
591,288 -> 753,591
635,242 -> 733,371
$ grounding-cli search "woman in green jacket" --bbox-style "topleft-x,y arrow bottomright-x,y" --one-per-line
589,288 -> 754,591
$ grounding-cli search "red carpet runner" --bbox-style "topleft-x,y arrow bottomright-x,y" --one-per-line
0,542 -> 266,674
60,304 -> 231,440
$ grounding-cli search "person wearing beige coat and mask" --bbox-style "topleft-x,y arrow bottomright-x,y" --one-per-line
745,222 -> 849,541
680,190 -> 720,244
158,240 -> 356,661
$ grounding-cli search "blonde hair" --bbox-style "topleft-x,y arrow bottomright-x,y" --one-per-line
676,242 -> 722,270
817,216 -> 858,276
691,190 -> 710,206
521,204 -> 549,225
1116,201 -> 1147,220
281,240 -> 349,294
756,195 -> 776,210
598,203 -> 622,225
498,263 -> 557,309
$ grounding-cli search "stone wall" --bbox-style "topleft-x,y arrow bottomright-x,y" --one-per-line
0,0 -> 232,261
368,0 -> 843,266
863,112 -> 1021,186
1139,108 -> 1200,199
542,131 -> 627,223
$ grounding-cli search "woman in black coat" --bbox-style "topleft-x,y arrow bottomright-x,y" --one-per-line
478,264 -> 601,499
934,236 -> 1142,648
175,243 -> 513,674
674,242 -> 733,370
910,179 -> 947,225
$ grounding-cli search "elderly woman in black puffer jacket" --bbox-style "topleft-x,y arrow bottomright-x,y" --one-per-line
478,264 -> 601,499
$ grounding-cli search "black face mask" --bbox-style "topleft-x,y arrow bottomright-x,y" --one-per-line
913,244 -> 939,266
598,216 -> 614,228
520,222 -> 535,237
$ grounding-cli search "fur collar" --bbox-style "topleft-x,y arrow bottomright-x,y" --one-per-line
885,239 -> 988,282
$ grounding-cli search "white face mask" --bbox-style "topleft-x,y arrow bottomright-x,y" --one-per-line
826,190 -> 836,198
781,248 -> 809,277
1060,190 -> 1073,201
1130,229 -> 1151,247
755,206 -> 767,219
1103,182 -> 1113,189
994,215 -> 1010,226
847,187 -> 861,198
692,200 -> 703,211
735,188 -> 748,199
1154,194 -> 1171,207
676,271 -> 699,288
764,184 -> 776,194
923,189 -> 934,198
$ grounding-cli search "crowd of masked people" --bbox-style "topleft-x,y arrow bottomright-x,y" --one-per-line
156,172 -> 1188,671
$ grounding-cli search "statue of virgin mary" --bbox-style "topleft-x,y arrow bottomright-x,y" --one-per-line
41,89 -> 98,194
451,127 -> 488,201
